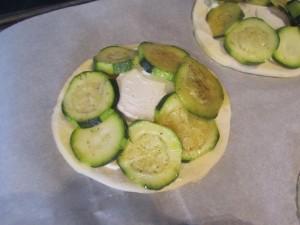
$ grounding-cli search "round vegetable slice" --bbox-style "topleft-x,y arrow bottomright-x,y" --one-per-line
155,93 -> 219,162
175,57 -> 224,119
224,17 -> 279,64
273,26 -> 300,68
286,0 -> 300,26
248,0 -> 271,6
118,121 -> 182,190
62,71 -> 115,124
206,3 -> 245,38
138,42 -> 189,81
71,110 -> 126,167
94,46 -> 138,75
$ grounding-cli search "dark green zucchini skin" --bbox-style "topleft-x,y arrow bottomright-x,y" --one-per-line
110,78 -> 120,107
139,58 -> 153,73
77,118 -> 101,128
113,61 -> 133,74
155,92 -> 175,111
286,0 -> 300,26
114,109 -> 129,139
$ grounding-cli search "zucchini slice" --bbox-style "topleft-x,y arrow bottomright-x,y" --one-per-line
270,0 -> 288,7
175,57 -> 224,119
219,0 -> 271,4
286,0 -> 300,26
94,46 -> 138,75
155,94 -> 219,162
118,121 -> 182,190
273,26 -> 300,68
62,71 -> 115,125
224,17 -> 279,64
71,110 -> 126,167
248,0 -> 271,6
138,42 -> 189,81
206,3 -> 245,38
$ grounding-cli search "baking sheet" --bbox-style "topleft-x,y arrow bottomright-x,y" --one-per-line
0,0 -> 300,224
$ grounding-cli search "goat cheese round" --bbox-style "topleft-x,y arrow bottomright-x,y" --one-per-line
117,69 -> 174,121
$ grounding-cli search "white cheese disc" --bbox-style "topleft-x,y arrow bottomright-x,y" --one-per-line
117,69 -> 173,121
192,0 -> 300,77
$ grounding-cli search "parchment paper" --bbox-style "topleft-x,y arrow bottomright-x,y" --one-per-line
1,0 -> 300,224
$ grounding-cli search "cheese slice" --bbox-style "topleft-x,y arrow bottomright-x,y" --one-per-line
117,69 -> 174,121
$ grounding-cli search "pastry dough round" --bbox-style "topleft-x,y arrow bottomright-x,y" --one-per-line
52,55 -> 231,193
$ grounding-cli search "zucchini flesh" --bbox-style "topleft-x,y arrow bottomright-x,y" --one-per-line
94,46 -> 137,75
138,42 -> 189,81
71,111 -> 126,167
118,121 -> 182,190
224,17 -> 279,64
273,26 -> 300,68
62,72 -> 115,124
248,0 -> 271,5
175,57 -> 224,119
206,3 -> 245,38
155,94 -> 219,162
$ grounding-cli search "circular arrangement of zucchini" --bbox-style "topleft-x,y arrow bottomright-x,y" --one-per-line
206,1 -> 300,68
193,0 -> 300,77
55,42 -> 227,191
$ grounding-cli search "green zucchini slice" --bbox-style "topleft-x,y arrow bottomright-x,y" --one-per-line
270,0 -> 288,7
62,71 -> 115,126
286,0 -> 300,26
138,42 -> 189,81
71,110 -> 126,167
206,3 -> 245,38
218,0 -> 271,4
118,121 -> 182,190
94,46 -> 138,75
224,17 -> 279,64
155,94 -> 219,162
248,0 -> 271,6
175,57 -> 224,119
273,26 -> 300,68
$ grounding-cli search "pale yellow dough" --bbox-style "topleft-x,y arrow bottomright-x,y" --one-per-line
192,0 -> 300,77
52,57 -> 231,193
